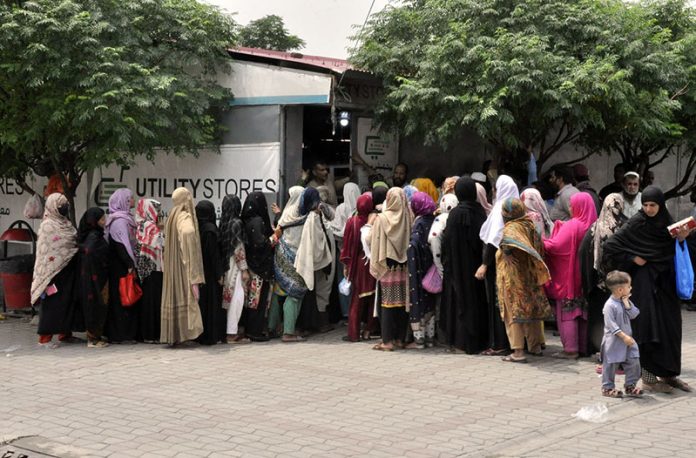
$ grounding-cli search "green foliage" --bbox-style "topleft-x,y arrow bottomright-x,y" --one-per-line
350,0 -> 695,183
0,0 -> 236,217
238,14 -> 305,52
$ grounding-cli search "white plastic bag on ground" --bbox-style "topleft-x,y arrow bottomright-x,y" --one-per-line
573,403 -> 609,423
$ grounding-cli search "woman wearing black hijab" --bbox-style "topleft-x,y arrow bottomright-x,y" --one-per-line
195,200 -> 225,345
241,192 -> 275,341
440,177 -> 489,354
78,207 -> 110,348
603,186 -> 692,393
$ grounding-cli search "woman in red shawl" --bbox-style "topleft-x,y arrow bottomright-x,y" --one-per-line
544,192 -> 598,359
340,193 -> 377,342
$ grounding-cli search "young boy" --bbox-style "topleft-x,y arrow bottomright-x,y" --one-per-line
600,271 -> 642,398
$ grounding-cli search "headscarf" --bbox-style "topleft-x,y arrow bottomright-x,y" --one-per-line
241,192 -> 272,238
501,198 -> 527,222
520,188 -> 553,236
219,195 -> 245,273
340,193 -> 374,283
439,194 -> 459,215
105,188 -> 136,262
403,185 -> 418,203
31,193 -> 79,304
410,191 -> 437,217
372,186 -> 388,209
455,177 -> 478,203
475,183 -> 493,215
412,178 -> 439,203
544,192 -> 598,299
331,182 -> 361,238
603,186 -> 674,266
299,187 -> 321,216
372,181 -> 389,189
369,187 -> 412,280
135,199 -> 164,279
241,191 -> 274,278
442,176 -> 458,195
278,186 -> 305,227
592,193 -> 625,271
78,207 -> 105,243
479,175 -> 519,248
195,200 -> 218,235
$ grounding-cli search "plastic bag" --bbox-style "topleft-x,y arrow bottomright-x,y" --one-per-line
23,194 -> 43,219
338,277 -> 352,296
573,403 -> 608,423
675,240 -> 694,300
421,264 -> 442,294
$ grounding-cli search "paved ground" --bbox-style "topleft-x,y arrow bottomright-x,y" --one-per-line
2,311 -> 696,458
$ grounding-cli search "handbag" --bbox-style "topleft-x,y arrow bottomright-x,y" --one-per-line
421,264 -> 442,294
675,240 -> 694,300
273,238 -> 308,298
23,194 -> 44,219
119,271 -> 143,307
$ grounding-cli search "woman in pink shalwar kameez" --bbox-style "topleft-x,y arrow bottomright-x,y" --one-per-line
544,192 -> 597,359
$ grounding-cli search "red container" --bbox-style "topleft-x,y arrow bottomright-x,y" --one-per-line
0,221 -> 36,310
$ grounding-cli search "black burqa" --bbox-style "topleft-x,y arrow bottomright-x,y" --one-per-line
195,200 -> 225,345
440,178 -> 489,353
602,186 -> 681,377
241,192 -> 274,340
105,227 -> 138,343
77,208 -> 109,339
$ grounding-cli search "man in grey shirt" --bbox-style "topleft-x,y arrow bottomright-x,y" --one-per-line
548,164 -> 579,222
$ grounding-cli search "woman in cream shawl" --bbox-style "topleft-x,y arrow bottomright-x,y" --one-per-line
32,193 -> 82,347
160,188 -> 205,346
370,187 -> 412,351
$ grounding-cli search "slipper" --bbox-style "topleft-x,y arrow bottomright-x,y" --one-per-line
501,355 -> 528,363
480,348 -> 508,356
227,337 -> 251,344
642,382 -> 674,394
662,377 -> 692,392
551,351 -> 579,360
372,343 -> 394,352
282,335 -> 305,343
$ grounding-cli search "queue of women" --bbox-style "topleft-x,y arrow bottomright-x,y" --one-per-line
30,171 -> 693,394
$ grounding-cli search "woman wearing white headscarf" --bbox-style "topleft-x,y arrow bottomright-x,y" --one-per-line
330,182 -> 361,320
160,187 -> 205,346
428,194 -> 459,277
32,193 -> 82,348
476,175 -> 519,355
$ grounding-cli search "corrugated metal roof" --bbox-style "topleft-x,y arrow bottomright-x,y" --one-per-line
229,47 -> 353,74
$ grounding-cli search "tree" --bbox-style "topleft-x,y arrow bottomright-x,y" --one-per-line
238,14 -> 305,52
350,0 -> 686,180
581,0 -> 696,198
0,0 -> 236,222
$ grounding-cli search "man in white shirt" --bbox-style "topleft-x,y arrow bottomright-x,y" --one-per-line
621,172 -> 642,219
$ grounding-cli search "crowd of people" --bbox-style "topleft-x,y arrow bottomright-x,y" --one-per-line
29,160 -> 695,397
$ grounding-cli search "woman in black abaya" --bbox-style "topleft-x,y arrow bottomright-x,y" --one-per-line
195,200 -> 225,345
77,207 -> 110,348
440,177 -> 489,354
603,186 -> 692,393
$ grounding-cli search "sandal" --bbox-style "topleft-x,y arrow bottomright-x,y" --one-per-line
662,377 -> 692,392
602,388 -> 623,398
624,384 -> 643,397
501,355 -> 528,363
87,340 -> 109,348
372,343 -> 394,352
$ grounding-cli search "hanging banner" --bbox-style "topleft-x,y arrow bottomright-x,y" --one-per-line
0,142 -> 281,232
355,117 -> 398,177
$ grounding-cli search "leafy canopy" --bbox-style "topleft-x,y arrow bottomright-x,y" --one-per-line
350,0 -> 688,176
0,0 -> 236,208
238,14 -> 305,52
